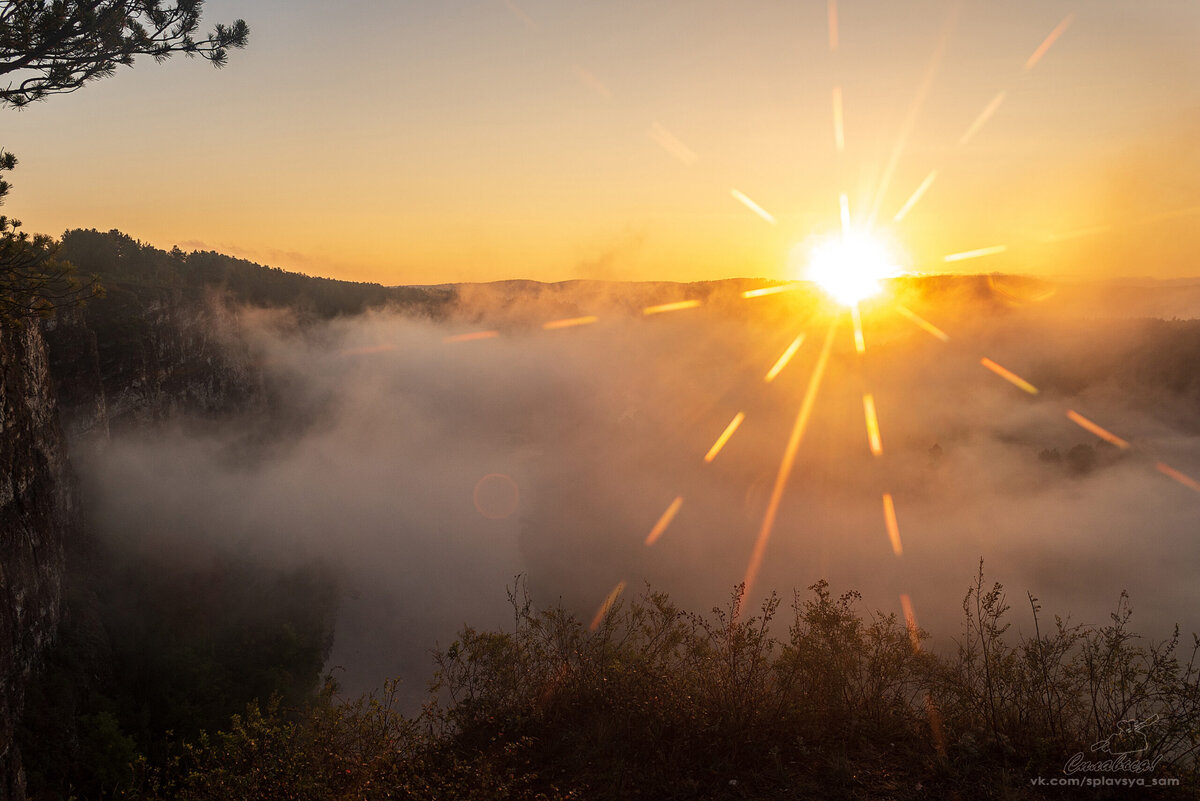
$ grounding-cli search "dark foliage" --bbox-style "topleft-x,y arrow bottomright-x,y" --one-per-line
17,534 -> 339,800
0,152 -> 101,326
0,0 -> 246,327
108,568 -> 1200,800
0,0 -> 247,108
57,228 -> 453,320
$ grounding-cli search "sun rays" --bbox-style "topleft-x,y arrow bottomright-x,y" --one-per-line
413,4 -> 1200,675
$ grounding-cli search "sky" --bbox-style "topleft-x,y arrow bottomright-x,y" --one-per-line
3,0 -> 1199,285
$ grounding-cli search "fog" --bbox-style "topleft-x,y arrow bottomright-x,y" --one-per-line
76,280 -> 1200,702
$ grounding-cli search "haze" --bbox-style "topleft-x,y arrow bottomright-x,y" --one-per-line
75,280 -> 1200,699
4,0 -> 1200,283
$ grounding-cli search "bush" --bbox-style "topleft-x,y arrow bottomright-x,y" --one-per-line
134,566 -> 1199,800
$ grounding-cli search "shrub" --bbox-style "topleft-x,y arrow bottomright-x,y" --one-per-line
136,566 -> 1200,800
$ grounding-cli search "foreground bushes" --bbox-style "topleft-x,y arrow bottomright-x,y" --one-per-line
148,564 -> 1198,800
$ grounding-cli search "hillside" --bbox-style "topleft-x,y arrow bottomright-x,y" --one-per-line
7,230 -> 1200,799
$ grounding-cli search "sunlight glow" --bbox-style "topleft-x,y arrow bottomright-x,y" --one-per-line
1024,15 -> 1074,71
1066,410 -> 1130,449
443,330 -> 501,344
899,594 -> 920,652
980,357 -> 1039,394
543,316 -> 598,330
765,334 -> 805,382
704,413 -> 745,463
649,122 -> 698,166
1156,463 -> 1200,493
589,580 -> 627,631
644,300 -> 701,315
731,188 -> 777,224
883,493 -> 903,556
944,244 -> 1007,262
832,88 -> 845,153
644,496 -> 684,546
803,230 -> 901,306
572,64 -> 614,99
742,283 -> 800,299
894,170 -> 938,222
743,321 -> 837,601
869,20 -> 952,228
926,692 -> 947,756
959,90 -> 1007,146
827,0 -> 838,50
864,394 -> 883,456
502,0 -> 536,28
895,305 -> 950,342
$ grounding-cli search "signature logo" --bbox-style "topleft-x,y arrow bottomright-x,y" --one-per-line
1090,715 -> 1159,756
1062,715 -> 1165,775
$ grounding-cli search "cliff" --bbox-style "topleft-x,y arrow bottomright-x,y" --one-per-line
0,323 -> 73,800
43,288 -> 265,442
0,229 -> 442,797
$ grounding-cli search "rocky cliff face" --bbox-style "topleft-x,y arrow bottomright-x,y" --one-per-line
0,285 -> 265,798
44,288 -> 265,443
0,231 -> 362,797
0,324 -> 73,800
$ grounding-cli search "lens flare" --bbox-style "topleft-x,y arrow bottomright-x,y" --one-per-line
800,231 -> 901,306
899,593 -> 921,652
644,299 -> 702,315
883,493 -> 903,556
589,580 -> 627,631
644,496 -> 684,546
1066,410 -> 1130,450
443,330 -> 500,344
543,315 -> 599,330
863,394 -> 883,456
764,334 -> 805,382
704,413 -> 745,463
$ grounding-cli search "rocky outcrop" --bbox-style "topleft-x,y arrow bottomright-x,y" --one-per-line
0,232 -> 357,797
0,324 -> 73,800
44,288 -> 265,441
39,309 -> 107,446
0,286 -> 263,798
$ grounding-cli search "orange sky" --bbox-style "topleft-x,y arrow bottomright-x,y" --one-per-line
3,0 -> 1199,285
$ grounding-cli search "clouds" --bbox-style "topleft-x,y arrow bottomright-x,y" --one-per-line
74,282 -> 1200,700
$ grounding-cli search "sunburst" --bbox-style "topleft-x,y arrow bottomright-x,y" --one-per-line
427,4 -> 1200,668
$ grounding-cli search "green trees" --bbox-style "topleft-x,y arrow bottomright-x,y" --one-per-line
0,1 -> 248,108
0,0 -> 248,325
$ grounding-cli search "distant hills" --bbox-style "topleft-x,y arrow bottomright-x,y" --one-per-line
57,228 -> 1200,323
57,228 -> 452,319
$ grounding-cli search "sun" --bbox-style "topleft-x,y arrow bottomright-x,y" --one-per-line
799,230 -> 902,306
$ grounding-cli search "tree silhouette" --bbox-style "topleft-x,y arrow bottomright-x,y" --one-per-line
0,1 -> 248,108
0,150 -> 101,325
0,1 -> 248,325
